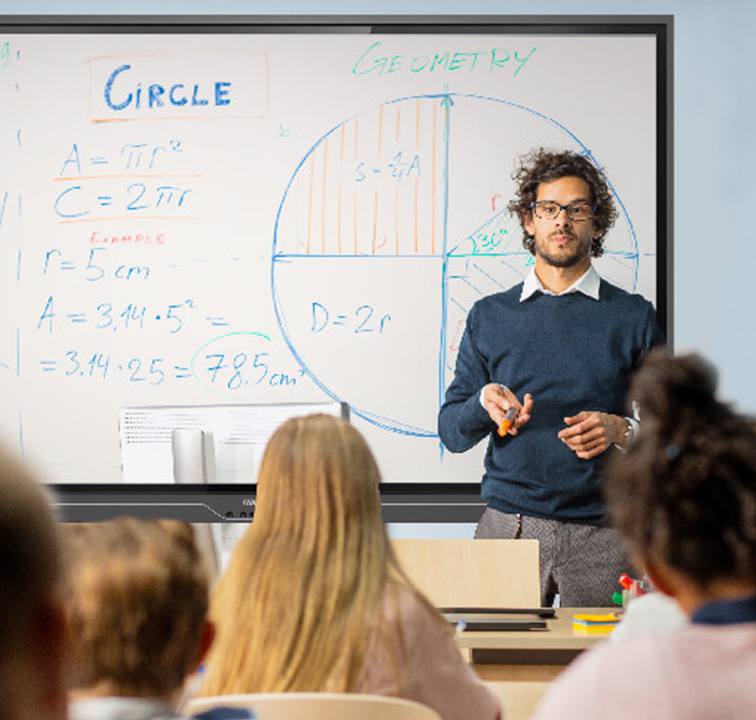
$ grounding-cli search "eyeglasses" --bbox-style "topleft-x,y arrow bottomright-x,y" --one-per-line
530,201 -> 594,222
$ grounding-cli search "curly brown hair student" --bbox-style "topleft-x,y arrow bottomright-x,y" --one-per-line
61,518 -> 251,720
530,349 -> 756,720
197,414 -> 502,720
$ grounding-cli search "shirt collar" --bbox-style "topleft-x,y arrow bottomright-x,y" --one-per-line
691,596 -> 756,626
520,264 -> 601,302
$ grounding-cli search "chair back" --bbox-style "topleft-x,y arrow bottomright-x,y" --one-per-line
186,693 -> 442,720
391,538 -> 540,608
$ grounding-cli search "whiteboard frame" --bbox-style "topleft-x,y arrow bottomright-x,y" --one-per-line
1,14 -> 673,522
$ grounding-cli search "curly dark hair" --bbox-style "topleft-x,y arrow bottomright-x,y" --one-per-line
507,148 -> 619,257
605,349 -> 756,590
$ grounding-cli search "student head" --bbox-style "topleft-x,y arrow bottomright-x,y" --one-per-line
606,349 -> 756,611
507,147 -> 618,258
61,518 -> 213,703
201,413 -> 401,696
0,445 -> 67,720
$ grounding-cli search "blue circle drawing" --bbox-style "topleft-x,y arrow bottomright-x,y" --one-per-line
272,93 -> 641,437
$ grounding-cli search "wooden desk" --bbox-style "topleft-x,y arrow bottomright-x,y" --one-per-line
456,608 -> 613,720
455,607 -> 610,665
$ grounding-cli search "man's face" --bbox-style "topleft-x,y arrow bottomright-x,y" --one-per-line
524,176 -> 598,269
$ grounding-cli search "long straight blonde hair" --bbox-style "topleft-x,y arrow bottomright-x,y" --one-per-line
199,414 -> 423,695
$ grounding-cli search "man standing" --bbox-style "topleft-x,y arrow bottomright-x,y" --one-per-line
438,148 -> 665,606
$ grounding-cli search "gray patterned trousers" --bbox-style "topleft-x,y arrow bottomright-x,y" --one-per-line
475,506 -> 635,607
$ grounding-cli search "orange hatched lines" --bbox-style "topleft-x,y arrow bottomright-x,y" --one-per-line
337,182 -> 342,255
338,125 -> 345,254
307,147 -> 315,255
353,118 -> 358,256
394,183 -> 399,256
353,191 -> 358,256
375,107 -> 384,253
372,188 -> 378,254
321,135 -> 329,254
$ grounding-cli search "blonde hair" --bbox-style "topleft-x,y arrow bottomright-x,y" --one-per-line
61,518 -> 210,697
200,414 -> 432,695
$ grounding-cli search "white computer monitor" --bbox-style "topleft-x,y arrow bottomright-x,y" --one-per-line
119,402 -> 348,485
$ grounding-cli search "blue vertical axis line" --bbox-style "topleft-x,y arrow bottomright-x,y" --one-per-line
438,92 -> 453,452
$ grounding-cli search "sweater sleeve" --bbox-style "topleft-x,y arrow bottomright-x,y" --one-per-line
437,306 -> 497,453
360,588 -> 503,720
528,637 -> 675,720
398,593 -> 503,720
641,300 -> 666,358
528,647 -> 609,720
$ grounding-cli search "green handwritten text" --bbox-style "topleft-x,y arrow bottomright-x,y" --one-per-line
352,41 -> 536,78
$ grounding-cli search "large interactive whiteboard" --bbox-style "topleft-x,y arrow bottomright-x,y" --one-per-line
0,16 -> 671,489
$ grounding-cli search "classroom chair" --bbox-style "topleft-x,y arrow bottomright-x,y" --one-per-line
185,693 -> 442,720
391,538 -> 540,608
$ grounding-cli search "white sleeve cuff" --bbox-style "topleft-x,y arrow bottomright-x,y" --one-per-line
614,416 -> 638,451
479,384 -> 508,409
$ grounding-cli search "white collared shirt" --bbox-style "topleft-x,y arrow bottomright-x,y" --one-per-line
520,264 -> 601,302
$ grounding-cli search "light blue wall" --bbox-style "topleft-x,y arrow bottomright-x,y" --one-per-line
4,0 -> 751,410
3,1 -> 752,536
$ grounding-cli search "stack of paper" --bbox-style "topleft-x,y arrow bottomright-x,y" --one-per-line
572,613 -> 620,634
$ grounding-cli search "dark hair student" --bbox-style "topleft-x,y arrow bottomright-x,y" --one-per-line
606,349 -> 756,589
530,349 -> 756,720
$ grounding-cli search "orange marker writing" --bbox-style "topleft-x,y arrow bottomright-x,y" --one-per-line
497,405 -> 518,437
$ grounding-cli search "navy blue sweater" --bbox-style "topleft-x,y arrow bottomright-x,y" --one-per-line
438,279 -> 665,524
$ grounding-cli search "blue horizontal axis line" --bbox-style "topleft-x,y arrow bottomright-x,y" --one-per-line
272,249 -> 637,261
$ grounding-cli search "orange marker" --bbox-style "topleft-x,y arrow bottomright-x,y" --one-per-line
497,405 -> 518,437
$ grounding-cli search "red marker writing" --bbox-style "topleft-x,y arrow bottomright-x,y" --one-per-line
497,405 -> 518,437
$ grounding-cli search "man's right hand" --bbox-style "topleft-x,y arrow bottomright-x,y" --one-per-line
481,384 -> 533,436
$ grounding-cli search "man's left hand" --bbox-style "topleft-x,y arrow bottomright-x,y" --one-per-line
558,412 -> 627,459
